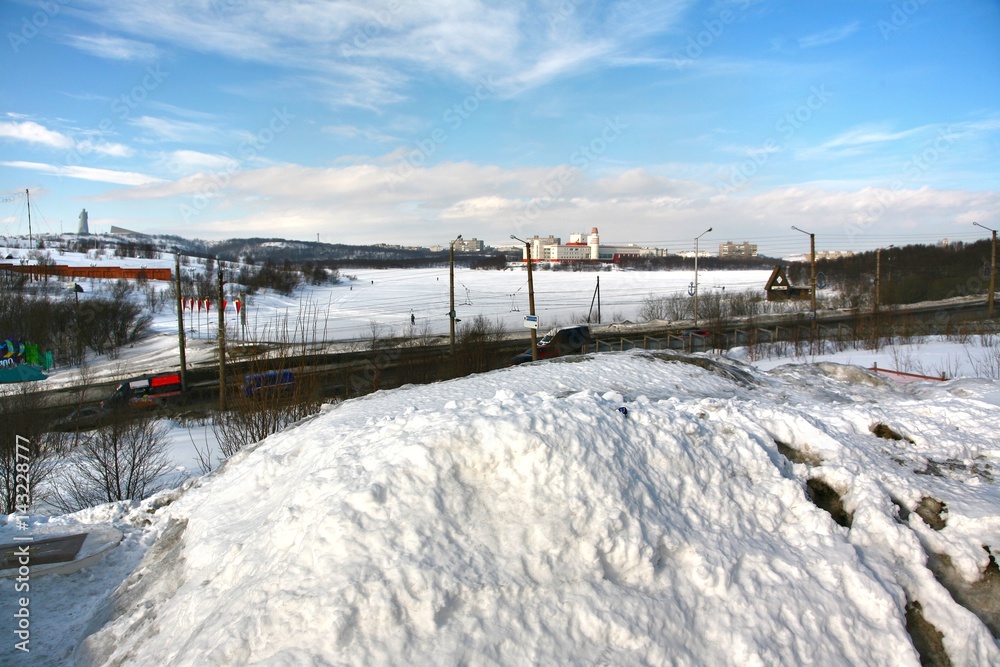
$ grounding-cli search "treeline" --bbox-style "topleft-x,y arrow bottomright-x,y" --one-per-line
0,279 -> 152,364
811,240 -> 993,306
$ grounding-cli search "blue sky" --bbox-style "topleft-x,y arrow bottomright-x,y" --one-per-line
1,0 -> 998,256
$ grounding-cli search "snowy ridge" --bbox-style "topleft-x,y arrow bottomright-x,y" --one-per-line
71,352 -> 999,665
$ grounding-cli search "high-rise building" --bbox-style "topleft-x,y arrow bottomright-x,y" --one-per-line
718,240 -> 757,258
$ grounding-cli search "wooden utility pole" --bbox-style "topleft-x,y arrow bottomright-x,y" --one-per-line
526,241 -> 538,362
175,252 -> 188,393
693,227 -> 712,326
875,247 -> 882,312
792,226 -> 817,318
217,259 -> 226,411
449,235 -> 462,355
588,275 -> 602,324
975,222 -> 997,318
809,232 -> 817,316
991,229 -> 997,319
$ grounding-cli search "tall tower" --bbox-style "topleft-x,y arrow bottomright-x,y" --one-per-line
78,208 -> 89,235
588,227 -> 600,260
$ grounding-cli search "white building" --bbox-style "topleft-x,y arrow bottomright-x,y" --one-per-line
521,228 -> 665,263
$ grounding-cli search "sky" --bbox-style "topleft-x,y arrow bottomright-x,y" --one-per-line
1,0 -> 998,256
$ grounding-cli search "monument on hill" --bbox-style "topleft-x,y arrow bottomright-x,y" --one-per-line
78,208 -> 89,235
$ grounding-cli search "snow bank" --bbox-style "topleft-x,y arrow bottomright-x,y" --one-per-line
72,352 -> 1000,665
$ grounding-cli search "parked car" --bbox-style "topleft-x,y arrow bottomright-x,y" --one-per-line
679,328 -> 712,338
506,325 -> 592,365
53,405 -> 107,431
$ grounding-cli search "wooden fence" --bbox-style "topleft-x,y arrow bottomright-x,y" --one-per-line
0,264 -> 172,281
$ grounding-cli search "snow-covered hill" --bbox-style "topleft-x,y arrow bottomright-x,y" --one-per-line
10,351 -> 995,665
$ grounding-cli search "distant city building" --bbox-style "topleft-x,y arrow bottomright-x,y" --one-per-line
718,240 -> 757,259
78,208 -> 89,235
453,237 -> 485,252
109,225 -> 147,237
815,250 -> 854,260
520,228 -> 666,263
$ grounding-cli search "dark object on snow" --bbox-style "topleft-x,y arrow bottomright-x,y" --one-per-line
0,364 -> 47,383
618,406 -> 628,416
0,533 -> 88,569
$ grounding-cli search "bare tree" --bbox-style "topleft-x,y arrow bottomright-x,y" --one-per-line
51,410 -> 170,512
212,317 -> 324,457
0,384 -> 59,513
455,315 -> 508,374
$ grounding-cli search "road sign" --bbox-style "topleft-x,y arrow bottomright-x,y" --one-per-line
523,315 -> 538,329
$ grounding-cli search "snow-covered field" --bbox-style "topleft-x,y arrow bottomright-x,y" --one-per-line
3,349 -> 1000,665
1,243 -> 774,341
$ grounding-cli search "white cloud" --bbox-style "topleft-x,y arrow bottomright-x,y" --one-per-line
129,116 -> 223,143
0,121 -> 73,149
67,0 -> 692,107
85,160 -> 1000,251
166,150 -> 239,171
0,120 -> 136,157
76,140 -> 134,157
2,161 -> 165,186
797,22 -> 860,49
65,34 -> 161,60
323,125 -> 400,143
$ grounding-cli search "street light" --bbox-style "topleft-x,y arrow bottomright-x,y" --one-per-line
693,227 -> 712,327
511,235 -> 538,361
974,222 -> 997,319
791,226 -> 817,317
449,235 -> 462,354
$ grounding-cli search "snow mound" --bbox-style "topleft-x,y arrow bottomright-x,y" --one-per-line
75,352 -> 1000,665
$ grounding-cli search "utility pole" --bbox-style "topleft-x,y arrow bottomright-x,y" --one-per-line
25,189 -> 32,248
875,245 -> 893,312
693,227 -> 712,326
974,222 -> 997,319
217,258 -> 226,411
449,235 -> 462,355
588,275 -> 602,324
175,252 -> 188,393
792,226 -> 817,317
512,235 -> 538,361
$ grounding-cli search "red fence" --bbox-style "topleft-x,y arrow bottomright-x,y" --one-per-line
0,264 -> 172,281
869,362 -> 947,383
